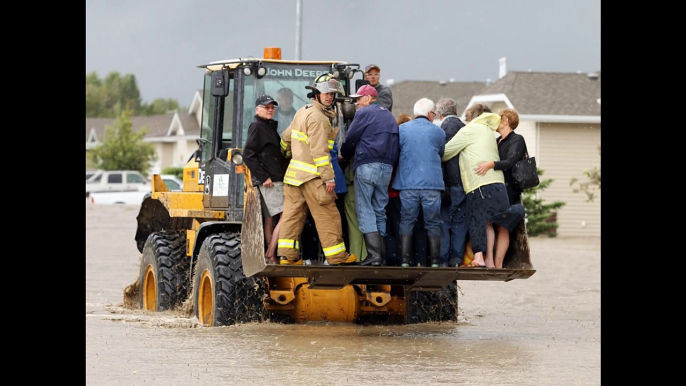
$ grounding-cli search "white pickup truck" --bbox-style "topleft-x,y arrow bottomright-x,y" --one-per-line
87,174 -> 183,204
89,190 -> 149,205
86,170 -> 149,197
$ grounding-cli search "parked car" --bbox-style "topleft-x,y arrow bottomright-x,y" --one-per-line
86,169 -> 101,181
89,190 -> 149,205
86,170 -> 149,197
159,174 -> 183,191
88,174 -> 183,204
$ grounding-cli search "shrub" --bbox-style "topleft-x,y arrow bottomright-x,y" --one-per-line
162,166 -> 184,180
522,169 -> 566,237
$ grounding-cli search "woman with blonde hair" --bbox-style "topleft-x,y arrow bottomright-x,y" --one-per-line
441,104 -> 524,268
474,108 -> 528,268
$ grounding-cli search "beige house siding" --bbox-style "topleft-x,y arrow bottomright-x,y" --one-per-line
538,123 -> 600,236
515,120 -> 537,158
147,137 -> 199,174
161,142 -> 175,171
175,138 -> 197,166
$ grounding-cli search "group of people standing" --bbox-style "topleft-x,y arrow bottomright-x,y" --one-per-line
243,64 -> 528,269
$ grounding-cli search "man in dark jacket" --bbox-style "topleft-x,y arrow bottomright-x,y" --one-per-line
340,85 -> 399,266
436,98 -> 469,267
243,95 -> 287,263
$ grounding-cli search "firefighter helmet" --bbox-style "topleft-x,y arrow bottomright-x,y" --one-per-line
305,74 -> 344,95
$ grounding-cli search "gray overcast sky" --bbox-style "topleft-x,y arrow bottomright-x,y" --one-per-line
86,0 -> 600,106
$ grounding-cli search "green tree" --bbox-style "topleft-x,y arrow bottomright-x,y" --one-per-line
86,71 -> 184,117
523,169 -> 566,237
570,146 -> 601,202
141,98 -> 181,116
103,72 -> 143,116
85,72 -> 106,117
86,71 -> 143,117
88,106 -> 157,174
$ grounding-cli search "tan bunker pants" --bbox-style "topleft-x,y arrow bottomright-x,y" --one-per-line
277,179 -> 349,264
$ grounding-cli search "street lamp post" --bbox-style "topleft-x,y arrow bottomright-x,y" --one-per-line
295,0 -> 303,60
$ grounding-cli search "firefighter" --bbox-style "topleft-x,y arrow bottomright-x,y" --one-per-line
277,74 -> 357,266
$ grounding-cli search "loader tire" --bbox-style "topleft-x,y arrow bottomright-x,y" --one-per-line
405,280 -> 458,324
192,233 -> 268,327
139,231 -> 189,312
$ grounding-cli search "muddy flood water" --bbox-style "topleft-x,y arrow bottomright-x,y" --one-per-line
85,203 -> 600,385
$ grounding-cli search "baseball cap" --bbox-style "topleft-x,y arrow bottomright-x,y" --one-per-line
364,64 -> 380,73
255,95 -> 279,107
350,84 -> 378,98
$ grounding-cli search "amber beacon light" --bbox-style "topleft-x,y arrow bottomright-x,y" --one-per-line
264,47 -> 281,60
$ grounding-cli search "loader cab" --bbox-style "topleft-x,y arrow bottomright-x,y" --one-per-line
195,58 -> 360,219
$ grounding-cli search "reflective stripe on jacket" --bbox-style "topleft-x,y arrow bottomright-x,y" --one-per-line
280,99 -> 337,186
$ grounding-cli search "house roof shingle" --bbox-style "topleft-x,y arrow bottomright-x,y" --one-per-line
86,112 -> 200,142
476,71 -> 600,116
386,71 -> 600,118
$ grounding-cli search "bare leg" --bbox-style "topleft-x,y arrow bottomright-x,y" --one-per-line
265,215 -> 282,263
494,224 -> 509,268
484,221 -> 495,268
472,251 -> 486,266
264,216 -> 274,245
264,216 -> 275,262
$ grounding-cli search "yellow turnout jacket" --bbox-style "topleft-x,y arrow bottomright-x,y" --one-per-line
280,99 -> 338,186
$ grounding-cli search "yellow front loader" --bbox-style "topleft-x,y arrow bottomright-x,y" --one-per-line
129,48 -> 535,327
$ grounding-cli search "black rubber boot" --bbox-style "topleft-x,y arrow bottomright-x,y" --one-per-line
360,232 -> 383,266
380,235 -> 387,266
400,234 -> 413,268
428,236 -> 441,268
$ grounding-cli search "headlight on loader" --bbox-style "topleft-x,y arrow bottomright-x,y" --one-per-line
230,150 -> 245,174
231,151 -> 243,165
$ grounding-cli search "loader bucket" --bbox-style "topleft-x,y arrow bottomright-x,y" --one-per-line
241,182 -> 266,277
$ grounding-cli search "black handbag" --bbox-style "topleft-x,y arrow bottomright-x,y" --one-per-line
512,144 -> 539,190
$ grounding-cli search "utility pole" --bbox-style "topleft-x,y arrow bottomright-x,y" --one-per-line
295,0 -> 302,60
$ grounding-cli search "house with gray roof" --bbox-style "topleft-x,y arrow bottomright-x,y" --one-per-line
467,70 -> 600,237
86,91 -> 203,175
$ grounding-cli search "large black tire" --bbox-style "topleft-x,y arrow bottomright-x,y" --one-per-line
192,233 -> 268,327
405,281 -> 458,324
138,231 -> 189,311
